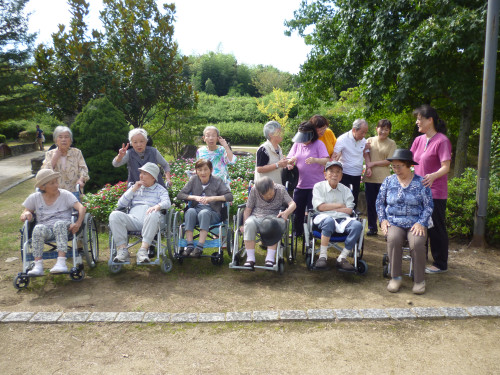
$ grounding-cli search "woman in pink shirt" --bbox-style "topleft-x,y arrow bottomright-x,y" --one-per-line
410,105 -> 452,273
287,121 -> 329,237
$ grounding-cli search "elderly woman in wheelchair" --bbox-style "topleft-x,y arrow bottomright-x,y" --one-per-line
21,169 -> 86,276
109,162 -> 171,264
239,176 -> 296,269
176,159 -> 233,258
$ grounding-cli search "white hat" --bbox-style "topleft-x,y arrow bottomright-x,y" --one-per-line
138,162 -> 159,181
35,169 -> 61,188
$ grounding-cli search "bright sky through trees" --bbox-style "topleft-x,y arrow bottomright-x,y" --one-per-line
26,0 -> 311,74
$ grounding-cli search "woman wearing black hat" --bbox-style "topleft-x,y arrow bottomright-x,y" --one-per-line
376,149 -> 434,294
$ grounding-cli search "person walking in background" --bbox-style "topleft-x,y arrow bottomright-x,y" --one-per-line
36,125 -> 44,151
333,118 -> 372,208
364,119 -> 397,236
411,105 -> 452,274
287,121 -> 329,237
254,121 -> 289,185
309,115 -> 336,160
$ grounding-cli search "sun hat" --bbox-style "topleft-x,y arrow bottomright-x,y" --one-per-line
291,130 -> 314,143
138,162 -> 160,181
324,161 -> 343,171
35,169 -> 61,188
386,149 -> 419,165
258,215 -> 285,247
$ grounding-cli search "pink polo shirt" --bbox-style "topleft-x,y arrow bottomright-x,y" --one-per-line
411,132 -> 452,199
287,140 -> 329,189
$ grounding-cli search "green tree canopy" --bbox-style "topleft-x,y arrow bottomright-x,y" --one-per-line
0,0 -> 38,121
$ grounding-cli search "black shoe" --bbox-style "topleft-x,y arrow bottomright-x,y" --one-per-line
367,229 -> 378,236
336,258 -> 355,271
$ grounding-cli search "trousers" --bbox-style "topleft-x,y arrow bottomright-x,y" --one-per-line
109,205 -> 162,247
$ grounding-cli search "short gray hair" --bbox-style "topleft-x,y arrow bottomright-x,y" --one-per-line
263,121 -> 281,140
203,125 -> 220,137
255,176 -> 274,196
352,118 -> 368,130
53,126 -> 73,141
128,128 -> 148,142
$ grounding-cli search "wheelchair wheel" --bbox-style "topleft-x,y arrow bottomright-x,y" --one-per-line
225,227 -> 233,257
305,253 -> 313,270
70,266 -> 85,281
382,253 -> 389,266
160,258 -> 173,273
211,251 -> 223,266
13,274 -> 30,290
109,264 -> 122,274
278,258 -> 285,275
383,264 -> 390,278
356,259 -> 368,275
82,214 -> 99,268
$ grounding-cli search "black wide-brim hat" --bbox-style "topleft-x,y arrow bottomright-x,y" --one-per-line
292,130 -> 314,143
386,149 -> 419,165
258,216 -> 285,247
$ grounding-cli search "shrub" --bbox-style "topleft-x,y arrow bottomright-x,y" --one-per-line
0,120 -> 26,139
18,130 -> 36,142
215,122 -> 263,145
447,168 -> 500,246
0,134 -> 6,143
71,97 -> 130,192
82,181 -> 128,224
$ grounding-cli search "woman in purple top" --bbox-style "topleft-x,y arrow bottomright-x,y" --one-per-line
410,105 -> 452,273
287,121 -> 329,237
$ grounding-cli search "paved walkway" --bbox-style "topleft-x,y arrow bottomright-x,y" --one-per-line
0,306 -> 498,324
0,150 -> 45,194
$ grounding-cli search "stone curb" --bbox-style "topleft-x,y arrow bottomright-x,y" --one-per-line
0,306 -> 498,324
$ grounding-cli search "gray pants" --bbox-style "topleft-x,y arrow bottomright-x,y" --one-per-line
109,205 -> 162,248
184,206 -> 221,232
387,225 -> 427,283
32,220 -> 70,258
244,216 -> 285,245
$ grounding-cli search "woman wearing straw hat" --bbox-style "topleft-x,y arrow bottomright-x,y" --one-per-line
20,169 -> 86,275
376,149 -> 434,294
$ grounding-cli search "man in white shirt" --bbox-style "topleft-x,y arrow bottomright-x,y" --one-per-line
333,119 -> 372,208
312,161 -> 363,270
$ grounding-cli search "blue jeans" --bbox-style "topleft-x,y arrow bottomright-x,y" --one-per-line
316,217 -> 363,251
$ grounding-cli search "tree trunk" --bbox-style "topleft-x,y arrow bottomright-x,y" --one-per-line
453,106 -> 473,178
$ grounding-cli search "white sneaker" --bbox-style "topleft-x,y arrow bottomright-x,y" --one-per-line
136,248 -> 150,263
113,248 -> 130,263
50,257 -> 68,273
27,261 -> 44,276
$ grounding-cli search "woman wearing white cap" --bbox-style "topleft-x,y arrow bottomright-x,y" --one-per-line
20,169 -> 86,275
109,162 -> 171,264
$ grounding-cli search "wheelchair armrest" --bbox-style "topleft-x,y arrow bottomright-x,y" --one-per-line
238,203 -> 247,209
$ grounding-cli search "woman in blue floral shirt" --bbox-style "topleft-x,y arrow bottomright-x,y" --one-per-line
376,149 -> 433,295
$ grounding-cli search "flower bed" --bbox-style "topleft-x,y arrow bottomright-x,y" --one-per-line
83,156 -> 256,223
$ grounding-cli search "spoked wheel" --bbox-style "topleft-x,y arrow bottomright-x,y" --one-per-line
211,252 -> 224,266
13,274 -> 30,290
305,253 -> 313,270
70,266 -> 85,281
225,228 -> 233,257
160,257 -> 173,273
109,264 -> 122,274
82,214 -> 99,268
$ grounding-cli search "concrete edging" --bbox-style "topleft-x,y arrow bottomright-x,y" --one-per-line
0,306 -> 498,324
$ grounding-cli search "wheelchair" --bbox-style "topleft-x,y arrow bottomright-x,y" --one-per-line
107,207 -> 173,274
303,209 -> 368,275
14,211 -> 99,289
169,202 -> 232,266
229,203 -> 295,274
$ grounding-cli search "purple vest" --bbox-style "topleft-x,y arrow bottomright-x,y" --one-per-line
127,146 -> 165,188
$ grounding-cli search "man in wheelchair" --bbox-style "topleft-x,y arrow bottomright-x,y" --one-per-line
109,162 -> 171,263
21,169 -> 86,275
311,161 -> 363,270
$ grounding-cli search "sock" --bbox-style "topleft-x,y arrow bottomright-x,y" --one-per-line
337,248 -> 350,262
320,245 -> 328,259
56,256 -> 66,265
33,260 -> 43,271
186,241 -> 194,249
196,243 -> 204,251
265,248 -> 276,263
246,249 -> 255,262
